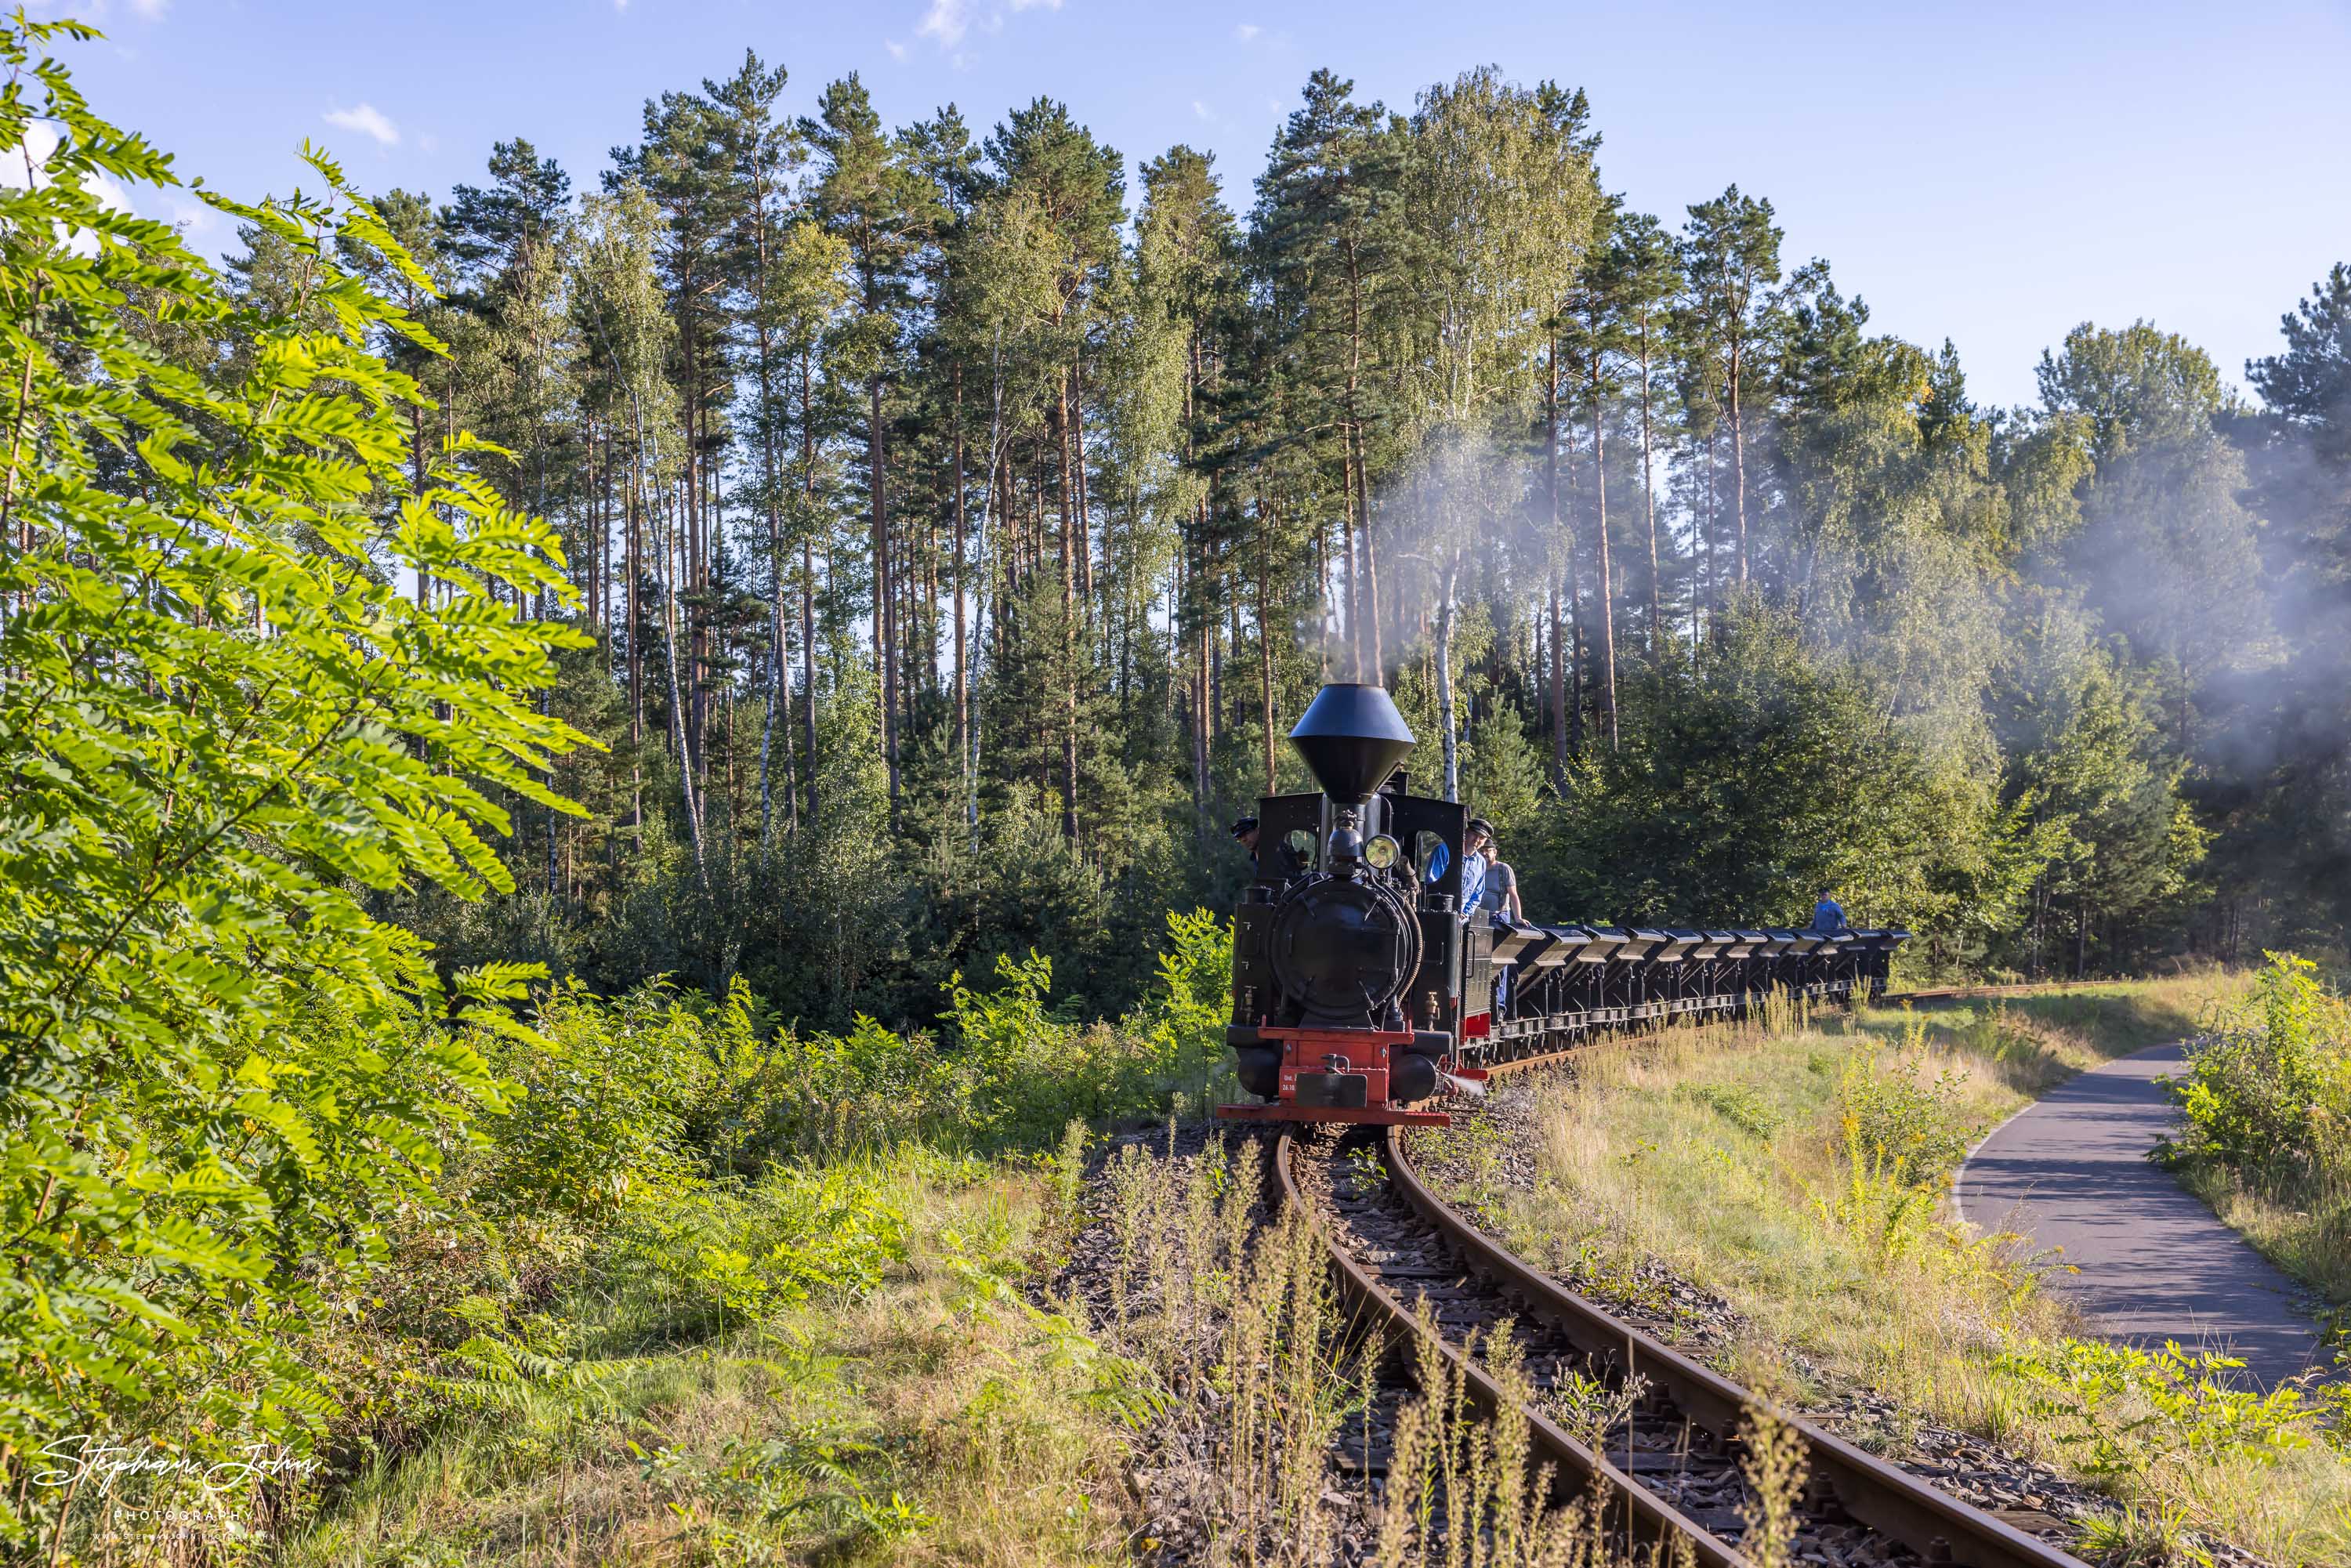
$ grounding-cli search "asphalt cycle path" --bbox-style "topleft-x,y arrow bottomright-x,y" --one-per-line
1953,1039 -> 2325,1389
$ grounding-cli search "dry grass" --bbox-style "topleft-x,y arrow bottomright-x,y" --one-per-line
281,1153 -> 1139,1567
1087,1131 -> 1670,1568
1437,976 -> 2351,1567
2178,1164 -> 2351,1313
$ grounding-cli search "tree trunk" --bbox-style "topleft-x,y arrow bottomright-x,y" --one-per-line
952,364 -> 969,807
800,347 -> 820,820
869,373 -> 899,806
627,447 -> 643,835
1639,315 -> 1662,658
1436,556 -> 1460,802
1071,347 -> 1096,623
1546,332 -> 1568,779
1257,497 -> 1277,795
657,474 -> 708,886
1730,339 -> 1748,584
1590,349 -> 1618,750
1344,248 -> 1382,682
681,334 -> 703,786
1054,372 -> 1080,839
1547,578 -> 1566,787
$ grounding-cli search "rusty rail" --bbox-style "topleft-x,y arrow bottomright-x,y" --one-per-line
1375,1123 -> 2088,1568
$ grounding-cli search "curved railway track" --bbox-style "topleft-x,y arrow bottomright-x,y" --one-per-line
1270,1063 -> 2094,1568
1880,979 -> 2139,1005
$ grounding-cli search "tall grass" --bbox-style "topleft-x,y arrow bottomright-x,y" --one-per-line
1444,976 -> 2351,1566
2155,954 -> 2351,1309
1090,1134 -> 1693,1567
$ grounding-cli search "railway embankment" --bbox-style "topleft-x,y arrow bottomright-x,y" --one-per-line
1406,976 -> 2351,1568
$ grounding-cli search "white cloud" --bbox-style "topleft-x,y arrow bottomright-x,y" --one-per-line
128,0 -> 168,16
885,38 -> 907,60
1191,100 -> 1215,122
323,103 -> 399,148
917,0 -> 969,46
168,197 -> 219,237
1,122 -> 135,258
918,0 -> 1061,51
1233,22 -> 1259,41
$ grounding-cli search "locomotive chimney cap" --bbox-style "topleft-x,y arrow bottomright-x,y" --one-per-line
1289,683 -> 1415,803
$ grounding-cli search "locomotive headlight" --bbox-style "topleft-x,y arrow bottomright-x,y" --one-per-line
1364,833 -> 1401,871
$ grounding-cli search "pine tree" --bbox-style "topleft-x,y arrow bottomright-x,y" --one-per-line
804,74 -> 938,807
1681,185 -> 1781,586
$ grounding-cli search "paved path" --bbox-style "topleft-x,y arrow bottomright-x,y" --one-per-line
1953,1040 -> 2324,1389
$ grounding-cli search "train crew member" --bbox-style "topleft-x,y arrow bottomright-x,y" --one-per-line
1484,841 -> 1522,923
1481,828 -> 1521,1016
1810,891 -> 1845,932
1233,816 -> 1308,882
1231,816 -> 1269,882
1423,819 -> 1492,922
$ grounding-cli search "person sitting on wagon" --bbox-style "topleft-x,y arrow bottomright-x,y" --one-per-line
1809,891 -> 1846,932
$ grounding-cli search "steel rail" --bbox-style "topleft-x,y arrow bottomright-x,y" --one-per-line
1880,978 -> 2140,1005
1371,1077 -> 2090,1568
1270,1130 -> 1748,1568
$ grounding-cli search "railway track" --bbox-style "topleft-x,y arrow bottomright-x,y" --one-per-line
1273,1096 -> 2092,1568
1878,978 -> 2139,1005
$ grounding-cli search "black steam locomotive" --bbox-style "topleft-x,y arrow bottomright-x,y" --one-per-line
1218,683 -> 1907,1127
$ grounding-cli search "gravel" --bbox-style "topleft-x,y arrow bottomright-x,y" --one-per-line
1406,1070 -> 2274,1568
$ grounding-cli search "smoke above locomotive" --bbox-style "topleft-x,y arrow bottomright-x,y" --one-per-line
1219,683 -> 1907,1128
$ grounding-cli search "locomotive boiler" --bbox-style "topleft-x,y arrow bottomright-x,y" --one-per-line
1218,683 -> 1907,1128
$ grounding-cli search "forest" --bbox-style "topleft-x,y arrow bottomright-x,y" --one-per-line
252,47 -> 2351,1023
4,9 -> 2351,1560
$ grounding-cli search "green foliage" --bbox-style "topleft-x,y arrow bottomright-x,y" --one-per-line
633,1163 -> 911,1323
0,17 -> 585,1537
481,980 -> 710,1216
1835,1045 -> 1978,1182
2157,954 -> 2351,1200
1994,1338 -> 2317,1480
1681,1081 -> 1784,1141
1533,603 -> 2053,936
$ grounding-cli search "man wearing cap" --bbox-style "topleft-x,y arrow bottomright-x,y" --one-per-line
1233,816 -> 1306,882
1424,818 -> 1492,923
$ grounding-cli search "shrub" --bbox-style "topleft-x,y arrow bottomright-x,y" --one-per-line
1993,1338 -> 2317,1480
632,1163 -> 912,1327
2157,953 -> 2351,1194
1834,1048 -> 1977,1181
0,19 -> 585,1541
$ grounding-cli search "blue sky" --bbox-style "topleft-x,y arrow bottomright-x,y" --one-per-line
46,0 -> 2351,411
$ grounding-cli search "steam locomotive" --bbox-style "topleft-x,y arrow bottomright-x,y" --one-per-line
1218,683 -> 1907,1128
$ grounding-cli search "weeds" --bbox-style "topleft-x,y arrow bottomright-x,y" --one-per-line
1372,1306 -> 1625,1568
1993,1339 -> 2320,1479
1682,1081 -> 1784,1141
2156,954 -> 2351,1308
1737,1405 -> 1810,1568
1490,975 -> 2351,1566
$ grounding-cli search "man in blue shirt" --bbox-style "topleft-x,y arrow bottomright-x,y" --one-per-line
1810,893 -> 1846,932
1425,819 -> 1493,920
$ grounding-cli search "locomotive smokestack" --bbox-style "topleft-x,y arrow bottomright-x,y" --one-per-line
1289,683 -> 1415,803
